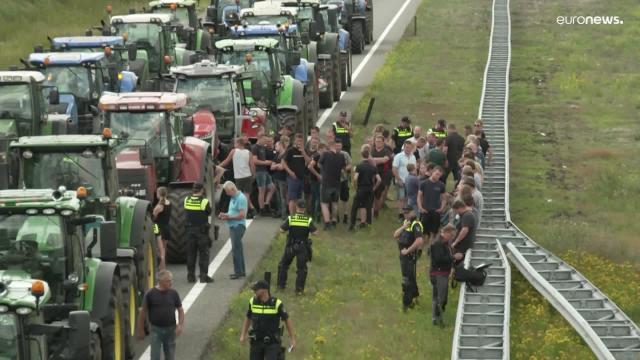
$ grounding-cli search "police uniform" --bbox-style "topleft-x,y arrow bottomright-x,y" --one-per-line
398,217 -> 423,308
332,121 -> 351,155
393,125 -> 413,153
247,294 -> 289,360
428,127 -> 447,140
277,212 -> 317,293
183,187 -> 212,282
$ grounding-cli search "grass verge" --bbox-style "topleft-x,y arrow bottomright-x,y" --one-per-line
208,0 -> 491,358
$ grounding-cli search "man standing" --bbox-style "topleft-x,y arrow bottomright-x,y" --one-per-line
219,181 -> 248,279
443,123 -> 465,184
349,147 -> 381,230
392,140 -> 417,220
336,140 -> 352,225
277,200 -> 319,294
331,111 -> 353,155
315,141 -> 346,229
219,137 -> 256,218
183,182 -> 213,283
371,135 -> 393,216
451,199 -> 477,255
417,166 -> 447,243
429,119 -> 448,140
283,134 -> 309,215
138,270 -> 184,360
391,116 -> 413,154
429,224 -> 462,326
241,280 -> 296,360
393,206 -> 424,311
253,135 -> 277,216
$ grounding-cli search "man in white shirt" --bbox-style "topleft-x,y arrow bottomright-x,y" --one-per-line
392,140 -> 417,220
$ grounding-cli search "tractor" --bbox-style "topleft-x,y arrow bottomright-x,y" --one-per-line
216,38 -> 311,137
9,135 -> 159,358
0,188 -> 130,359
0,71 -> 70,190
148,0 -> 214,54
204,0 -> 256,35
324,0 -> 373,54
98,92 -> 216,263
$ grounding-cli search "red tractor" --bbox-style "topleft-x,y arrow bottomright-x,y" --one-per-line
99,92 -> 216,262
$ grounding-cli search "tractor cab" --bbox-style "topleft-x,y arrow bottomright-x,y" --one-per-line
149,0 -> 214,54
205,0 -> 256,32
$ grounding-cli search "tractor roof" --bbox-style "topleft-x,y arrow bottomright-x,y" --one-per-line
51,36 -> 124,49
149,0 -> 197,7
28,52 -> 105,66
241,2 -> 298,17
282,0 -> 321,6
0,71 -> 45,83
230,23 -> 298,36
99,92 -> 187,111
215,38 -> 280,50
111,13 -> 174,25
0,189 -> 81,212
170,60 -> 244,77
11,135 -> 111,149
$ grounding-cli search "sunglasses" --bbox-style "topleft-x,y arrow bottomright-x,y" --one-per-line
474,124 -> 481,127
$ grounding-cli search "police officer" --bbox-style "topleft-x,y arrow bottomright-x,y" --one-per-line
240,280 -> 296,360
428,118 -> 447,140
392,205 -> 424,311
277,200 -> 318,295
183,182 -> 214,283
392,116 -> 413,154
332,111 -> 352,155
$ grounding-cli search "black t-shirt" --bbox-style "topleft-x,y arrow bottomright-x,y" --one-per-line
184,195 -> 211,225
284,147 -> 306,179
455,210 -> 477,253
445,132 -> 465,163
271,152 -> 287,182
479,137 -> 490,156
310,152 -> 322,182
143,288 -> 182,327
355,160 -> 377,191
430,236 -> 453,273
154,201 -> 172,227
371,146 -> 393,175
246,296 -> 288,337
318,151 -> 345,188
419,179 -> 445,211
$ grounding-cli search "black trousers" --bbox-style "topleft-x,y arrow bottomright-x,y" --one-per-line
249,341 -> 282,360
443,162 -> 461,185
400,254 -> 419,307
186,227 -> 210,277
277,242 -> 310,292
350,189 -> 373,226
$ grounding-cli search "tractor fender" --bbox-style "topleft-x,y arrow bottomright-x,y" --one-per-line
277,105 -> 299,114
351,16 -> 367,22
277,76 -> 295,107
338,29 -> 350,51
318,33 -> 339,57
192,108 -> 217,139
291,80 -> 306,115
114,197 -> 150,249
116,248 -> 135,260
178,136 -> 210,183
88,260 -> 119,321
127,199 -> 152,250
292,58 -> 309,84
306,41 -> 318,65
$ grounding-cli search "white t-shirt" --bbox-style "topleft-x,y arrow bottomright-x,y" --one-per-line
392,151 -> 416,182
232,148 -> 252,179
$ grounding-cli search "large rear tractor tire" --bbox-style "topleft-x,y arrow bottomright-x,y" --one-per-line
90,332 -> 102,360
332,48 -> 342,102
100,274 -> 126,360
166,187 -> 193,263
351,21 -> 365,54
319,65 -> 334,109
119,261 -> 139,360
278,111 -> 298,134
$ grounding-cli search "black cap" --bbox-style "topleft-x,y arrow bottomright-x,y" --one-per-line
251,280 -> 269,291
402,205 -> 414,212
193,182 -> 204,191
401,116 -> 411,123
339,110 -> 348,116
296,199 -> 306,209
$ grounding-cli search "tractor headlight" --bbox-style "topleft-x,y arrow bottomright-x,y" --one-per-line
22,150 -> 33,159
0,305 -> 8,313
16,307 -> 33,316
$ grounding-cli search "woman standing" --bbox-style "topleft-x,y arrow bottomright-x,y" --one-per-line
153,187 -> 172,269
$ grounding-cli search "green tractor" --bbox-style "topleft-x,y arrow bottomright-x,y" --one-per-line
148,0 -> 214,54
10,135 -> 159,358
324,0 -> 373,54
0,71 -> 70,190
216,38 -> 310,136
0,188 -> 128,359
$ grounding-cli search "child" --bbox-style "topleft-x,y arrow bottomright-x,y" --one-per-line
404,163 -> 420,216
429,224 -> 462,326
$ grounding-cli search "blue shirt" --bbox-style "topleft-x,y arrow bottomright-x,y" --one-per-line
227,192 -> 247,227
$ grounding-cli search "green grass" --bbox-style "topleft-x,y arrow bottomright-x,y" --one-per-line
0,0 -> 149,68
208,0 -> 491,358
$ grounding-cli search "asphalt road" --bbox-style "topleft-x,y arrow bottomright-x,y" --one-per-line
135,1 -> 422,358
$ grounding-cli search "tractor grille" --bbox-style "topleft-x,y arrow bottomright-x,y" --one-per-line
117,168 -> 150,200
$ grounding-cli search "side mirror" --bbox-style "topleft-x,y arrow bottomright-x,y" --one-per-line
289,51 -> 301,66
182,118 -> 194,136
139,146 -> 154,166
49,89 -> 60,105
99,221 -> 117,260
127,44 -> 137,61
66,311 -> 91,360
308,21 -> 319,41
250,79 -> 263,101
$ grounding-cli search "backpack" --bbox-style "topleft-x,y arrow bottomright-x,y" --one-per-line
453,263 -> 490,292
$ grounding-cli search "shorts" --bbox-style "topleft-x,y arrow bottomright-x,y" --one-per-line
255,172 -> 272,187
287,176 -> 304,201
382,171 -> 393,186
156,223 -> 172,242
340,180 -> 349,202
321,185 -> 339,203
353,189 -> 374,209
303,175 -> 311,195
235,176 -> 253,194
395,183 -> 406,200
421,210 -> 441,235
374,182 -> 388,199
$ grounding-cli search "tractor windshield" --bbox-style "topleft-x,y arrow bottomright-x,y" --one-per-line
0,314 -> 18,360
243,16 -> 291,26
42,66 -> 91,99
22,152 -> 106,198
0,84 -> 33,133
154,7 -> 190,27
109,112 -> 169,157
296,7 -> 314,20
220,50 -> 272,74
176,77 -> 234,137
113,22 -> 162,72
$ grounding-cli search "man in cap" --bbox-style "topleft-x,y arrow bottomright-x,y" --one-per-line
392,116 -> 414,154
392,205 -> 424,311
277,199 -> 319,295
183,182 -> 213,283
240,280 -> 296,360
331,111 -> 353,155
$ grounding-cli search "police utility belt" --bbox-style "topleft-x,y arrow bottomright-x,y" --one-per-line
249,327 -> 283,345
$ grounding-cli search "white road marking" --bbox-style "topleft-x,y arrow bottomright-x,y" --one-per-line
315,0 -> 417,129
138,220 -> 254,359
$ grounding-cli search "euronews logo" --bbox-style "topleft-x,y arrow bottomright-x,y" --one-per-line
557,16 -> 623,25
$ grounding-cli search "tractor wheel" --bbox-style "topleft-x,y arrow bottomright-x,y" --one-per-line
90,332 -> 102,360
319,64 -> 334,109
347,49 -> 353,87
332,48 -> 342,102
278,111 -> 298,133
134,214 -> 156,293
306,63 -> 319,123
351,21 -> 365,54
99,274 -> 126,360
166,187 -> 193,263
119,261 -> 138,360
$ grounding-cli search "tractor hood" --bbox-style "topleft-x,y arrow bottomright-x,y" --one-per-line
0,270 -> 51,310
115,147 -> 155,200
0,119 -> 18,138
191,108 -> 216,139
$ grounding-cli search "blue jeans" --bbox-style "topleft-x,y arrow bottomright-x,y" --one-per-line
150,325 -> 176,360
229,225 -> 246,275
